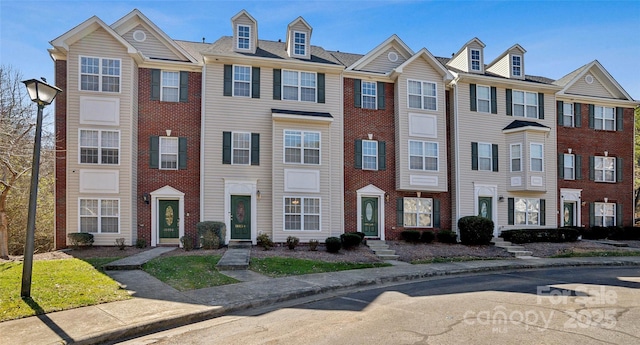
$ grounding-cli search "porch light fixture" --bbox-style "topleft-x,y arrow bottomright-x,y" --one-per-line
568,148 -> 572,154
498,196 -> 504,202
385,192 -> 389,202
257,190 -> 261,200
20,78 -> 62,298
604,197 -> 608,203
166,129 -> 172,136
604,151 -> 608,157
416,191 -> 421,198
143,193 -> 150,204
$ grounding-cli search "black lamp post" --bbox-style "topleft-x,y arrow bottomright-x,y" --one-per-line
20,78 -> 62,298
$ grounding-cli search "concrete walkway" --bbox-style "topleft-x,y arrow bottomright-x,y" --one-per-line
2,256 -> 640,345
103,247 -> 176,270
215,247 -> 251,270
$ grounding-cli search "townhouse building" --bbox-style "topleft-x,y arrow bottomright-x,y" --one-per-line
49,9 -> 636,249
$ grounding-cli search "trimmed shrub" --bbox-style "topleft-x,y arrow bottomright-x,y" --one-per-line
180,235 -> 195,251
437,230 -> 458,244
580,226 -> 609,240
115,238 -> 126,250
458,216 -> 494,245
197,221 -> 226,248
325,237 -> 341,253
135,238 -> 147,249
420,231 -> 435,243
309,239 -> 319,251
257,233 -> 273,250
501,228 -> 580,244
354,232 -> 366,240
286,236 -> 300,250
401,230 -> 421,243
610,226 -> 640,240
340,233 -> 362,249
67,233 -> 94,248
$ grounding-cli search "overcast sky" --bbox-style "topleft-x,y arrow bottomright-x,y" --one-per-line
1,0 -> 638,100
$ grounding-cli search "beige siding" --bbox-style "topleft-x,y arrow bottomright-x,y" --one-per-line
565,75 -> 612,98
364,47 -> 408,74
122,25 -> 182,61
233,14 -> 257,53
130,62 -> 139,243
487,55 -> 510,78
66,28 -> 136,246
395,58 -> 448,192
447,47 -> 469,72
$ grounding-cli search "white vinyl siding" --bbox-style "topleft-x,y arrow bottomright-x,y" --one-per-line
594,156 -> 615,182
408,80 -> 437,111
514,198 -> 539,225
159,137 -> 178,170
594,106 -> 615,130
79,129 -> 119,164
80,56 -> 120,92
409,141 -> 438,171
283,70 -> 316,102
233,65 -> 251,97
284,130 -> 320,165
403,198 -> 432,227
284,197 -> 320,230
161,71 -> 179,102
512,90 -> 538,118
79,198 -> 120,233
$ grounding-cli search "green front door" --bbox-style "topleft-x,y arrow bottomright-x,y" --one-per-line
362,197 -> 378,237
231,195 -> 251,240
563,202 -> 575,226
478,197 -> 492,220
159,200 -> 179,239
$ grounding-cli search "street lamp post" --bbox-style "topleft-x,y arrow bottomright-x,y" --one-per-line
21,78 -> 62,298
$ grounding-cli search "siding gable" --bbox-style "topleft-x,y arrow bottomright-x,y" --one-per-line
122,24 -> 183,61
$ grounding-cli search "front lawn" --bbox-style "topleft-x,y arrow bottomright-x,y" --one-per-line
411,256 -> 505,265
0,259 -> 130,321
249,257 -> 391,277
142,255 -> 239,291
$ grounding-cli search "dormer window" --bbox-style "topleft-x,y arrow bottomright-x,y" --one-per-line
237,25 -> 250,50
470,49 -> 481,71
294,31 -> 306,56
512,55 -> 522,77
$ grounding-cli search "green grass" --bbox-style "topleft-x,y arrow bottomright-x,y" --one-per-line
142,255 -> 239,291
551,250 -> 640,258
0,259 -> 130,321
249,257 -> 392,277
411,256 -> 505,265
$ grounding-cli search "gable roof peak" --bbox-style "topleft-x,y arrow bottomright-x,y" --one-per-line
346,34 -> 413,71
394,47 -> 454,81
231,9 -> 257,23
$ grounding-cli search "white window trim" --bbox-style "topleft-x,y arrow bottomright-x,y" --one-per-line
514,198 -> 540,226
510,143 -> 522,172
283,130 -> 321,165
511,54 -> 522,77
403,197 -> 433,228
362,81 -> 377,110
79,55 -> 121,93
282,70 -> 317,102
236,24 -> 251,51
78,198 -> 120,234
407,79 -> 438,111
594,202 -> 616,227
292,31 -> 307,56
594,106 -> 616,131
159,136 -> 179,170
160,70 -> 180,102
409,140 -> 439,172
470,49 -> 481,71
78,129 -> 120,165
231,132 -> 251,165
478,142 -> 493,171
564,153 -> 575,180
530,143 -> 544,172
362,140 -> 378,170
232,65 -> 252,98
594,156 -> 616,183
283,196 -> 321,231
512,90 -> 538,118
563,102 -> 574,127
476,85 -> 491,113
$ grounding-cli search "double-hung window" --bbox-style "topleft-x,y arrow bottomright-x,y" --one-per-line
237,25 -> 250,50
233,65 -> 251,97
232,132 -> 251,165
362,81 -> 377,109
594,106 -> 615,130
362,140 -> 378,170
80,129 -> 119,164
80,56 -> 120,92
161,71 -> 179,102
470,49 -> 481,71
530,143 -> 543,172
594,203 -> 616,227
478,143 -> 492,171
293,32 -> 306,56
563,103 -> 574,127
403,198 -> 433,227
512,90 -> 538,118
514,198 -> 539,225
477,85 -> 491,113
159,137 -> 178,169
510,144 -> 522,172
409,141 -> 438,171
594,156 -> 615,182
282,70 -> 316,102
79,199 -> 119,233
284,197 -> 320,231
563,154 -> 575,180
408,80 -> 437,111
512,55 -> 522,77
284,130 -> 320,164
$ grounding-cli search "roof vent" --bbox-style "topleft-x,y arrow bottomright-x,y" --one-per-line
585,74 -> 594,84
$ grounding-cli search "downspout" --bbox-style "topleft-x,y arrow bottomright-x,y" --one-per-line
452,78 -> 461,235
199,63 -> 206,223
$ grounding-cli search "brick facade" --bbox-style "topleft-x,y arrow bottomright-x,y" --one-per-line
54,60 -> 67,249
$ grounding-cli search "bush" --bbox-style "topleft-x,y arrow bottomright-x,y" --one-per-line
135,238 -> 147,248
67,233 -> 94,248
609,226 -> 640,240
458,216 -> 494,245
286,236 -> 300,250
354,232 -> 366,240
308,239 -> 319,251
501,228 -> 580,244
437,230 -> 458,244
581,226 -> 609,240
257,233 -> 273,250
401,230 -> 421,243
325,237 -> 341,253
180,235 -> 195,251
420,231 -> 435,243
115,238 -> 126,250
197,221 -> 226,248
340,233 -> 362,249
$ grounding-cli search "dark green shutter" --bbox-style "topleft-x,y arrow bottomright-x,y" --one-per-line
557,101 -> 564,125
508,198 -> 514,225
616,158 -> 623,182
616,107 -> 624,131
354,79 -> 362,108
558,153 -> 564,179
471,142 -> 478,170
377,82 -> 385,110
589,203 -> 595,226
251,133 -> 260,165
433,199 -> 441,228
490,86 -> 497,114
354,139 -> 362,169
149,136 -> 159,168
538,93 -> 544,119
317,73 -> 325,103
252,67 -> 260,99
179,71 -> 189,102
378,141 -> 386,170
470,84 -> 477,111
574,103 -> 582,127
178,137 -> 187,169
273,69 -> 281,100
588,104 -> 595,129
576,155 -> 582,180
589,156 -> 595,180
492,144 -> 499,172
539,199 -> 546,226
506,89 -> 513,116
223,65 -> 232,96
396,198 -> 404,227
616,204 -> 623,226
151,69 -> 161,100
222,132 -> 231,164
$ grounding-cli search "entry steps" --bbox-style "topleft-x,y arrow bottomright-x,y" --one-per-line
491,237 -> 534,258
216,241 -> 252,270
367,240 -> 399,260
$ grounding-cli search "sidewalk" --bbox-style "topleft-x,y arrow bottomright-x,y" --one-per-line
2,256 -> 640,345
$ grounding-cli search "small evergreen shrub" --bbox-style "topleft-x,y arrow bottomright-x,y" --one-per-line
401,230 -> 421,243
180,235 -> 195,251
286,236 -> 300,250
501,228 -> 580,244
437,230 -> 458,244
135,238 -> 147,248
197,221 -> 226,248
325,237 -> 341,253
580,226 -> 609,240
420,231 -> 435,243
257,233 -> 274,250
340,233 -> 362,249
308,239 -> 319,251
67,233 -> 94,248
609,226 -> 640,240
354,232 -> 366,240
458,216 -> 494,245
115,238 -> 126,250
201,231 -> 221,249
